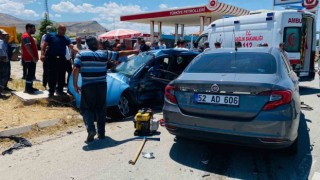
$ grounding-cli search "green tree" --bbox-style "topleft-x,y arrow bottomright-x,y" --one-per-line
17,32 -> 22,43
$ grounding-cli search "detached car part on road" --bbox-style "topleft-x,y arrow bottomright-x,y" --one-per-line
163,47 -> 301,153
68,49 -> 200,118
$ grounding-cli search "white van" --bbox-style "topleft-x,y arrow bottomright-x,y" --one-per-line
196,10 -> 317,81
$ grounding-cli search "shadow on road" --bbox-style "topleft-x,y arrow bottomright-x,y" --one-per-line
299,86 -> 320,96
82,132 -> 161,152
169,113 -> 312,179
82,136 -> 138,152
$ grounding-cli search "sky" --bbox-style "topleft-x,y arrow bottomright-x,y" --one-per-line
0,0 -> 319,34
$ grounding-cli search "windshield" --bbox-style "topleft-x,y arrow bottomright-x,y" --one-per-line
114,53 -> 154,76
185,52 -> 277,74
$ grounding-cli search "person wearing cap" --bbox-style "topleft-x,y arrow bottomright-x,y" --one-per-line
72,36 -> 139,143
0,29 -> 10,98
40,25 -> 54,89
21,24 -> 39,94
41,24 -> 77,98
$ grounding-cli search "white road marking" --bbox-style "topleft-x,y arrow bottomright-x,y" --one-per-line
312,172 -> 320,180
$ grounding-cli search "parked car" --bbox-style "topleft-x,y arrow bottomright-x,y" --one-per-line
163,47 -> 301,153
68,49 -> 200,118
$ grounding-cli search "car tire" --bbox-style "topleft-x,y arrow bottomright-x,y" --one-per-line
108,91 -> 137,119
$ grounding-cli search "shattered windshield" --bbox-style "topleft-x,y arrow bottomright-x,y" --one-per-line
114,52 -> 154,77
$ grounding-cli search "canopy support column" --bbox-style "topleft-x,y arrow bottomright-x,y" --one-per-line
174,23 -> 179,44
200,16 -> 205,33
181,24 -> 185,40
158,22 -> 162,39
150,20 -> 155,43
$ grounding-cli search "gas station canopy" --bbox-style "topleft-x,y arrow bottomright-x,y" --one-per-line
120,3 -> 250,26
120,1 -> 250,42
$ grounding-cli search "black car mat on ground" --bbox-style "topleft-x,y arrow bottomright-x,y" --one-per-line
0,136 -> 32,155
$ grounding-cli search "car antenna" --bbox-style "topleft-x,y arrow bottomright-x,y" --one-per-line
233,28 -> 238,52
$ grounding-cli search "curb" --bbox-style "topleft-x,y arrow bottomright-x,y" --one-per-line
0,119 -> 61,136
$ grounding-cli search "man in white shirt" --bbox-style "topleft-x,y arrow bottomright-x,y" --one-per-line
133,37 -> 142,50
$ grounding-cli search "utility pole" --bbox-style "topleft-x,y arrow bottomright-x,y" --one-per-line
44,0 -> 49,20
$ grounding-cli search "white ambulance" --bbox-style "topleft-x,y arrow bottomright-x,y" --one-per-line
197,10 -> 317,81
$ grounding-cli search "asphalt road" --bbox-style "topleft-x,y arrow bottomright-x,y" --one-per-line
0,77 -> 320,180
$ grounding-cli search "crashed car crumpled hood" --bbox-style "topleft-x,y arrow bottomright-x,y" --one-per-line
107,73 -> 130,84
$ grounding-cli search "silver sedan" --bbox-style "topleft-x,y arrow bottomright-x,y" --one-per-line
163,47 -> 301,153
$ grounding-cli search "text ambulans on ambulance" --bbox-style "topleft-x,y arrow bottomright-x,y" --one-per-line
197,10 -> 317,81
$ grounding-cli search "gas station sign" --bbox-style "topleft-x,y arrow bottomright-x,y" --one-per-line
274,0 -> 303,5
207,0 -> 220,10
303,0 -> 319,12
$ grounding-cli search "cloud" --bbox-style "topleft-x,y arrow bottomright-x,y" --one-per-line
0,0 -> 39,17
159,4 -> 168,10
52,1 -> 146,31
52,1 -> 143,15
50,1 -> 197,34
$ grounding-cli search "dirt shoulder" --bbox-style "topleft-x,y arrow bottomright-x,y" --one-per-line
0,59 -> 81,131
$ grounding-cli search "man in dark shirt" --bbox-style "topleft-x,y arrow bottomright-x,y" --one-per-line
41,24 -> 77,98
140,40 -> 150,52
73,36 -> 139,143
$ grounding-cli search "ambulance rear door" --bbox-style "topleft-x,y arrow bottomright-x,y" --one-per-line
281,13 -> 303,73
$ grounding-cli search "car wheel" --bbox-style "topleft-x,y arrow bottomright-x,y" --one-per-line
108,91 -> 136,119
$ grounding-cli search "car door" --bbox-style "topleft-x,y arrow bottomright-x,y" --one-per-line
280,52 -> 300,118
280,52 -> 299,91
138,55 -> 172,103
165,54 -> 198,79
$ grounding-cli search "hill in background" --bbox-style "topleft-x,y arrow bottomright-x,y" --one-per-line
0,13 -> 107,36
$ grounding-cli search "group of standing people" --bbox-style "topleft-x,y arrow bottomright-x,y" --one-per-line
133,37 -> 166,52
18,23 -> 78,98
40,24 -> 78,98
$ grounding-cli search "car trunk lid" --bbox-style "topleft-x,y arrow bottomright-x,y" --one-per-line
173,73 -> 279,120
